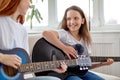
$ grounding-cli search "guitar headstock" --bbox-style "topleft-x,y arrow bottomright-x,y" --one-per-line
76,55 -> 92,68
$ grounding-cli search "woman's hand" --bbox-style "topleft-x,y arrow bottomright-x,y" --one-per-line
62,46 -> 78,59
0,54 -> 22,69
52,62 -> 67,73
100,58 -> 114,66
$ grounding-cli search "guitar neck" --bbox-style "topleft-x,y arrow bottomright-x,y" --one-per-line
19,59 -> 77,73
91,56 -> 120,62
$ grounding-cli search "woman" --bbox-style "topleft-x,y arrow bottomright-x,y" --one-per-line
42,5 -> 114,80
0,0 -> 67,80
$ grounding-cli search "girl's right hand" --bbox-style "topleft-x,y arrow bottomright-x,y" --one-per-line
0,54 -> 21,69
52,62 -> 67,73
62,46 -> 78,59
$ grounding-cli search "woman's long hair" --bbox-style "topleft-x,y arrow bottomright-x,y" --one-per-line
59,5 -> 92,45
0,0 -> 24,24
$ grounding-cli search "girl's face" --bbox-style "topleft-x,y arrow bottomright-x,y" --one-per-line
66,10 -> 84,33
17,0 -> 30,16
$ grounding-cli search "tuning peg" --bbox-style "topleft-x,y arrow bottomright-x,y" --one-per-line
85,67 -> 88,70
80,67 -> 83,70
83,67 -> 86,70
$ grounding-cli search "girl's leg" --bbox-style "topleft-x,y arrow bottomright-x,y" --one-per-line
66,76 -> 83,80
25,76 -> 61,80
81,71 -> 105,80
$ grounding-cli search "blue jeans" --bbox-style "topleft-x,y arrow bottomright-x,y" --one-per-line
26,76 -> 61,80
66,71 -> 105,80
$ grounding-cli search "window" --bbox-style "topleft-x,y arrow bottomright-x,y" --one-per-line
57,0 -> 91,22
104,0 -> 120,25
24,0 -> 120,33
91,0 -> 120,31
24,0 -> 48,31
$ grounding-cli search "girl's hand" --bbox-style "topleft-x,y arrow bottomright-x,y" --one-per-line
101,58 -> 114,66
62,46 -> 78,59
52,62 -> 67,73
0,54 -> 22,69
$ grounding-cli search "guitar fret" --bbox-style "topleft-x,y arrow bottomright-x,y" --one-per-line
36,63 -> 41,71
34,63 -> 37,71
29,64 -> 32,72
49,61 -> 54,69
29,63 -> 33,72
41,62 -> 44,71
43,62 -> 45,71
56,61 -> 60,68
44,62 -> 49,71
33,63 -> 38,72
24,64 -> 29,72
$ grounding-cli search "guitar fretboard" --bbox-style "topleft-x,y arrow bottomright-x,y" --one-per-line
19,59 -> 78,73
91,56 -> 120,62
19,55 -> 92,73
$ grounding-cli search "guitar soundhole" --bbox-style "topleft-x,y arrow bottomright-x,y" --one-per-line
3,65 -> 17,77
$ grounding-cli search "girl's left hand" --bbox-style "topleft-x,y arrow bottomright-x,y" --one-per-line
101,58 -> 114,66
52,62 -> 67,73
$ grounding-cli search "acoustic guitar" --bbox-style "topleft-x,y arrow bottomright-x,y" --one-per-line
0,48 -> 91,80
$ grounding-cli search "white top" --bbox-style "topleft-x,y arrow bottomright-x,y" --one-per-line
0,16 -> 29,54
57,29 -> 91,55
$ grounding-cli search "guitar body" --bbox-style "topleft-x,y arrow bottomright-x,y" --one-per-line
32,38 -> 66,62
32,38 -> 88,79
0,48 -> 30,80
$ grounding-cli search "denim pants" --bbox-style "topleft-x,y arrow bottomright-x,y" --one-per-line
66,71 -> 105,80
26,76 -> 61,80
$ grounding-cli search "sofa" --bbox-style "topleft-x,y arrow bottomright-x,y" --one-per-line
24,34 -> 120,80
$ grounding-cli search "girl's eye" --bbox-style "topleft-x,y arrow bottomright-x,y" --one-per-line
74,17 -> 79,20
66,17 -> 71,21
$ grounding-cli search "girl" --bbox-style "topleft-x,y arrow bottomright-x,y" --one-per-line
42,5 -> 114,80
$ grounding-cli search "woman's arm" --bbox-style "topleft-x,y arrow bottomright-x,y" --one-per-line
42,30 -> 66,50
89,58 -> 114,69
42,30 -> 78,59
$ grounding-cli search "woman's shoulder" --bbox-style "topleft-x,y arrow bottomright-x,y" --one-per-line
0,16 -> 13,24
0,16 -> 9,20
0,16 -> 8,28
0,16 -> 5,22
